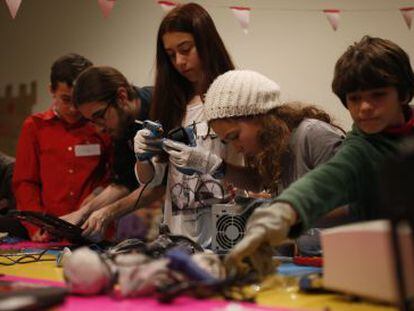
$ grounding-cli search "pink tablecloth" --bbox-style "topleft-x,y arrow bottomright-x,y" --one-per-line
1,275 -> 299,311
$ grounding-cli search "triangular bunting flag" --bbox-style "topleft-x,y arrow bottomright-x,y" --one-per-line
230,6 -> 251,34
98,0 -> 116,18
5,0 -> 22,19
323,9 -> 340,31
157,1 -> 177,13
400,7 -> 414,29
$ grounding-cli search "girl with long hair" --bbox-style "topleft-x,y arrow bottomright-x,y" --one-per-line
134,3 -> 241,248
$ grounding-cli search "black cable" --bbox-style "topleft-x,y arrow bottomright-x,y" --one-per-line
0,249 -> 55,266
133,179 -> 150,212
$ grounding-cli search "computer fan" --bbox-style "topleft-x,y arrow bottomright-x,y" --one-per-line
211,197 -> 267,254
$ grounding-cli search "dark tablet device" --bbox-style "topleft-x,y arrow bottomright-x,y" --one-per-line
0,280 -> 67,310
6,210 -> 90,244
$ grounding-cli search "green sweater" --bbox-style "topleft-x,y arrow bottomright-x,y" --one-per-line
276,125 -> 405,236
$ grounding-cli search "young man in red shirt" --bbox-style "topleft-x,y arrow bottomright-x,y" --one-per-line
13,54 -> 112,241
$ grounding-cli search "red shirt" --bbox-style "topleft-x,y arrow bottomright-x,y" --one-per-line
13,108 -> 112,235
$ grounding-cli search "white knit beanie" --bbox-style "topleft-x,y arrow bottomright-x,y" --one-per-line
204,70 -> 281,121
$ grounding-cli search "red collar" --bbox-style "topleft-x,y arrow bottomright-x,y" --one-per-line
40,107 -> 86,128
42,108 -> 59,121
385,114 -> 414,136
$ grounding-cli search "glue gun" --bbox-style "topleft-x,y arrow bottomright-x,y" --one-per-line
135,120 -> 198,175
134,120 -> 164,161
166,126 -> 197,176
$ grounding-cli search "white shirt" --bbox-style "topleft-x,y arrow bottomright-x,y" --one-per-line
162,96 -> 242,248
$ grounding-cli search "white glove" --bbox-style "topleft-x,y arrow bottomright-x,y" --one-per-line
225,201 -> 297,277
162,139 -> 223,175
134,129 -> 164,159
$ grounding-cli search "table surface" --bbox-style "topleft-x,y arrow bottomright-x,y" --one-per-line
0,248 -> 397,311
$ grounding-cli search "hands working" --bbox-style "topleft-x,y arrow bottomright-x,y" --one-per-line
60,186 -> 105,226
60,208 -> 90,226
134,129 -> 164,160
29,205 -> 91,242
80,206 -> 113,241
60,202 -> 111,241
162,139 -> 223,175
224,201 -> 297,277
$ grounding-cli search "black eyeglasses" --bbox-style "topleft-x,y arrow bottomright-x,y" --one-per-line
89,102 -> 112,125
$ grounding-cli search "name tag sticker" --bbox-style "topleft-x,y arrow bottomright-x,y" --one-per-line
74,144 -> 101,157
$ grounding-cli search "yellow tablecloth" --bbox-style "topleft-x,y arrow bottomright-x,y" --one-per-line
0,251 -> 397,311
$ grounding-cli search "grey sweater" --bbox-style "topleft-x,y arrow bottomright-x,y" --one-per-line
277,124 -> 405,235
279,118 -> 345,192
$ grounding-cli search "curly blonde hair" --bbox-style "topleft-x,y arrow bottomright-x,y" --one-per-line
245,102 -> 343,194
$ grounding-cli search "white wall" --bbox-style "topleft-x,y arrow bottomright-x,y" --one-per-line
1,0 -> 414,131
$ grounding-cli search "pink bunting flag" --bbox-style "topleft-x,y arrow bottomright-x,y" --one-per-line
98,0 -> 116,18
323,9 -> 340,31
230,6 -> 251,34
400,7 -> 414,29
5,0 -> 22,19
157,1 -> 177,13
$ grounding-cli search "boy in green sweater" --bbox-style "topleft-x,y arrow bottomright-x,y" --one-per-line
226,36 -> 414,275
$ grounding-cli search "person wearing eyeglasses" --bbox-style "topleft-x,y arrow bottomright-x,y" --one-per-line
64,66 -> 156,241
12,54 -> 112,242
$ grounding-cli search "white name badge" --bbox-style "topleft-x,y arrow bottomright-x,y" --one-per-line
74,144 -> 101,157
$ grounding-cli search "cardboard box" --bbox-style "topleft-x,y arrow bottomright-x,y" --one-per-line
321,220 -> 414,303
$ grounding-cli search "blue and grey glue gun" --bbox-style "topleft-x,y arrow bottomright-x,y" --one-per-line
134,120 -> 164,161
135,120 -> 198,175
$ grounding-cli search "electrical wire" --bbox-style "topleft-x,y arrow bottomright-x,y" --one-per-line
0,249 -> 55,266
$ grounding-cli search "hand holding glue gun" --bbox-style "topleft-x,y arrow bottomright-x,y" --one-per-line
134,120 -> 165,161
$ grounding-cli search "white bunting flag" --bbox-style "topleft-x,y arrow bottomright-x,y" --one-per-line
230,6 -> 251,34
157,1 -> 176,13
5,0 -> 22,19
98,0 -> 116,18
323,9 -> 340,31
400,7 -> 414,29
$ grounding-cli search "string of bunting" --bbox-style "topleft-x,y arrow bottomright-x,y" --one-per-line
2,0 -> 414,32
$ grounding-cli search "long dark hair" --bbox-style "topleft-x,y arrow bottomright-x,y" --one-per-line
151,3 -> 235,133
73,66 -> 136,107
